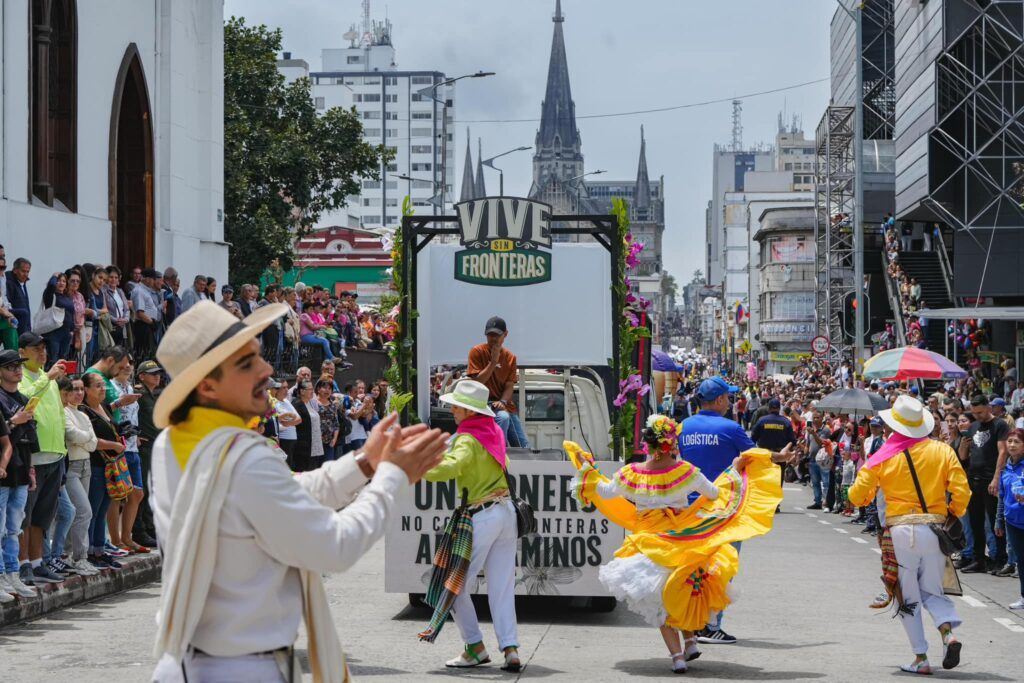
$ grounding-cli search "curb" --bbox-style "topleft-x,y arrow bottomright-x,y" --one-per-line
1,554 -> 161,627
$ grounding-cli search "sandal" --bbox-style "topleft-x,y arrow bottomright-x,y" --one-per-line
445,644 -> 490,668
683,637 -> 701,662
670,652 -> 687,674
128,542 -> 150,554
869,592 -> 892,609
501,648 -> 521,673
941,635 -> 961,670
899,659 -> 932,675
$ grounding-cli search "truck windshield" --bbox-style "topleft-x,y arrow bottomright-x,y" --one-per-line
524,391 -> 565,422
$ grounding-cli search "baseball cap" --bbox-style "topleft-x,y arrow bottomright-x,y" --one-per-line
910,386 -> 919,395
991,397 -> 1007,407
768,398 -> 781,410
18,331 -> 45,348
696,376 -> 739,402
484,316 -> 507,335
137,360 -> 163,375
870,417 -> 884,427
221,284 -> 234,294
0,350 -> 27,368
142,267 -> 162,279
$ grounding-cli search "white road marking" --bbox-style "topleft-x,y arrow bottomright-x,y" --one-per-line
783,487 -> 802,492
851,537 -> 868,544
819,520 -> 832,525
994,618 -> 1024,633
872,548 -> 882,555
794,506 -> 805,512
834,528 -> 849,534
959,595 -> 986,608
806,513 -> 818,518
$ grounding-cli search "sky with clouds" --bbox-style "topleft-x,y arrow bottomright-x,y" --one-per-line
224,0 -> 840,283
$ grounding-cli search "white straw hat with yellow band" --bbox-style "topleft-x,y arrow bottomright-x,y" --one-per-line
439,379 -> 495,417
877,394 -> 934,439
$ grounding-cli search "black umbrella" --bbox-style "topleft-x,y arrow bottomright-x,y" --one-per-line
815,388 -> 889,417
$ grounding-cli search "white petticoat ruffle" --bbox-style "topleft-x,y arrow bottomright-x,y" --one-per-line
598,553 -> 670,628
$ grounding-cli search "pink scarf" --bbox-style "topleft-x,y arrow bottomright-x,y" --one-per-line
456,414 -> 507,469
865,432 -> 929,469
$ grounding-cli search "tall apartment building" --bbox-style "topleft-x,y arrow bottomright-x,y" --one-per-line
278,14 -> 455,229
774,117 -> 817,192
705,146 -> 774,290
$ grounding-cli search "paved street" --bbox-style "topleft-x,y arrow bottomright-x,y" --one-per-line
4,484 -> 1022,682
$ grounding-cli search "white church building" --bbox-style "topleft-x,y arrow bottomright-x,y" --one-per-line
0,0 -> 227,303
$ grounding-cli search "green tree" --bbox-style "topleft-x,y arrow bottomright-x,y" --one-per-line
223,17 -> 390,285
691,269 -> 704,285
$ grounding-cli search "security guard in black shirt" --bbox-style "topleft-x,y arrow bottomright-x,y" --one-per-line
750,398 -> 796,450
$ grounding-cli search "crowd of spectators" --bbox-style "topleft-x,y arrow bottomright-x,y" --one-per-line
883,222 -> 931,350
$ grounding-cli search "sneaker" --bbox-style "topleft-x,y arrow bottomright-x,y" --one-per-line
104,543 -> 129,557
822,507 -> 831,513
696,627 -> 737,644
18,564 -> 35,586
100,554 -> 123,570
31,564 -> 64,584
995,563 -> 1016,578
1009,598 -> 1024,610
807,503 -> 823,510
72,559 -> 100,577
5,571 -> 38,597
135,533 -> 158,548
0,587 -> 12,603
48,558 -> 71,575
954,556 -> 974,569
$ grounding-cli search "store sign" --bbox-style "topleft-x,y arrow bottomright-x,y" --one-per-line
454,198 -> 553,286
384,461 -> 624,596
769,351 -> 811,362
759,321 -> 816,341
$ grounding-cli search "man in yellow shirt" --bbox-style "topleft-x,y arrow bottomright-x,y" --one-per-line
849,395 -> 971,675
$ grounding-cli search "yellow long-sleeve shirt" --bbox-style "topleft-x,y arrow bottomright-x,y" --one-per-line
848,438 -> 971,519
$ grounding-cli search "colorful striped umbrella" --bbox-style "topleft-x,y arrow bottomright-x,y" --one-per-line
862,347 -> 967,381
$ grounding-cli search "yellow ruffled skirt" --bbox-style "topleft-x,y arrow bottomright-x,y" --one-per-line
565,442 -> 782,631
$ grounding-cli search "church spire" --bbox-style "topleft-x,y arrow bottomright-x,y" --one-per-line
634,125 -> 651,212
459,127 -> 476,202
535,0 -> 581,158
475,138 -> 488,197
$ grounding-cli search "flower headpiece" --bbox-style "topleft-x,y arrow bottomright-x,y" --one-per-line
646,414 -> 683,452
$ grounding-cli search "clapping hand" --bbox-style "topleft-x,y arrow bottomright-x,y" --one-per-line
362,412 -> 448,483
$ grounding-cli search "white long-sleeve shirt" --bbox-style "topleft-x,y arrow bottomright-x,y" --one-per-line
151,429 -> 408,657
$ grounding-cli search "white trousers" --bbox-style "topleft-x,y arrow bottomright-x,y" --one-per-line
152,651 -> 291,683
892,525 -> 962,656
451,500 -> 520,650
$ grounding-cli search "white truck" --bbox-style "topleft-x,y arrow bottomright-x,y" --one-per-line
384,198 -> 628,609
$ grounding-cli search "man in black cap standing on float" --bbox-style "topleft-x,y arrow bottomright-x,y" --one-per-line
466,316 -> 529,448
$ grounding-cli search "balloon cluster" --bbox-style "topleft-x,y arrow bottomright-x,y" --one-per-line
948,319 -> 987,351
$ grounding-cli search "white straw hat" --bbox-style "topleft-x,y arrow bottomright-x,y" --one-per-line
153,300 -> 288,428
878,394 -> 934,439
439,379 -> 495,417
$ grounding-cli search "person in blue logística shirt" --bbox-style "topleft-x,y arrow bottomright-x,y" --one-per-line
679,376 -> 796,645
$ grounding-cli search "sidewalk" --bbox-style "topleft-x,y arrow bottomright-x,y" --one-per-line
0,554 -> 160,627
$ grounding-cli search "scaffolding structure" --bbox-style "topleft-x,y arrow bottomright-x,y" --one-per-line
927,1 -> 1024,233
861,0 -> 895,141
814,106 -> 856,363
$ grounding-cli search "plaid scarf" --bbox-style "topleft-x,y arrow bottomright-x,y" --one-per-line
877,527 -> 914,617
418,503 -> 474,642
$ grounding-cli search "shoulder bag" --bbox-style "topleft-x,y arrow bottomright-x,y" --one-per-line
902,449 -> 966,556
32,304 -> 65,336
503,466 -> 537,538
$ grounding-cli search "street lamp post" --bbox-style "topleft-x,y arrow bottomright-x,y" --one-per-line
417,71 -> 495,214
836,0 -> 865,366
568,169 -> 606,215
395,174 -> 441,210
481,146 -> 531,196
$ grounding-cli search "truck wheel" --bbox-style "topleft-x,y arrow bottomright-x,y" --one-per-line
591,596 -> 617,612
408,593 -> 428,610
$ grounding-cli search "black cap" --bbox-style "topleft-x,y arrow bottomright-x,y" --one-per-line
142,268 -> 162,279
485,316 -> 507,335
768,398 -> 781,410
0,349 -> 27,368
18,331 -> 45,348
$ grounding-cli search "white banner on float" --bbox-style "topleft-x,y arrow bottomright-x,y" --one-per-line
416,242 -> 613,417
384,460 -> 625,597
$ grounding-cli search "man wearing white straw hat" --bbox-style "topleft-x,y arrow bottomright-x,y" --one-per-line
848,395 -> 971,675
148,301 -> 448,682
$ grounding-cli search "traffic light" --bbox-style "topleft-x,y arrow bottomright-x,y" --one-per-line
842,292 -> 870,341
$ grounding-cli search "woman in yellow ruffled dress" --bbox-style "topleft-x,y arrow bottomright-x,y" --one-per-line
566,415 -> 782,674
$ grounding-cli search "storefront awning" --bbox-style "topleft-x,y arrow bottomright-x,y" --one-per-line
918,307 -> 1024,321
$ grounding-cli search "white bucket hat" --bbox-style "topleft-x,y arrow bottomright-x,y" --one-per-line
439,379 -> 495,417
878,394 -> 934,439
153,300 -> 288,428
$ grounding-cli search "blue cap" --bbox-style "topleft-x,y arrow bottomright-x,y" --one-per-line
870,417 -> 884,427
697,376 -> 739,402
991,397 -> 1006,407
910,386 -> 919,394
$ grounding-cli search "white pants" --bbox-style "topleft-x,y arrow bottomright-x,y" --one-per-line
892,525 -> 962,656
152,651 -> 290,682
451,500 -> 520,650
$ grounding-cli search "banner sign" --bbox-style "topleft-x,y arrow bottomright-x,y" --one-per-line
454,198 -> 553,286
768,351 -> 811,362
385,460 -> 624,596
